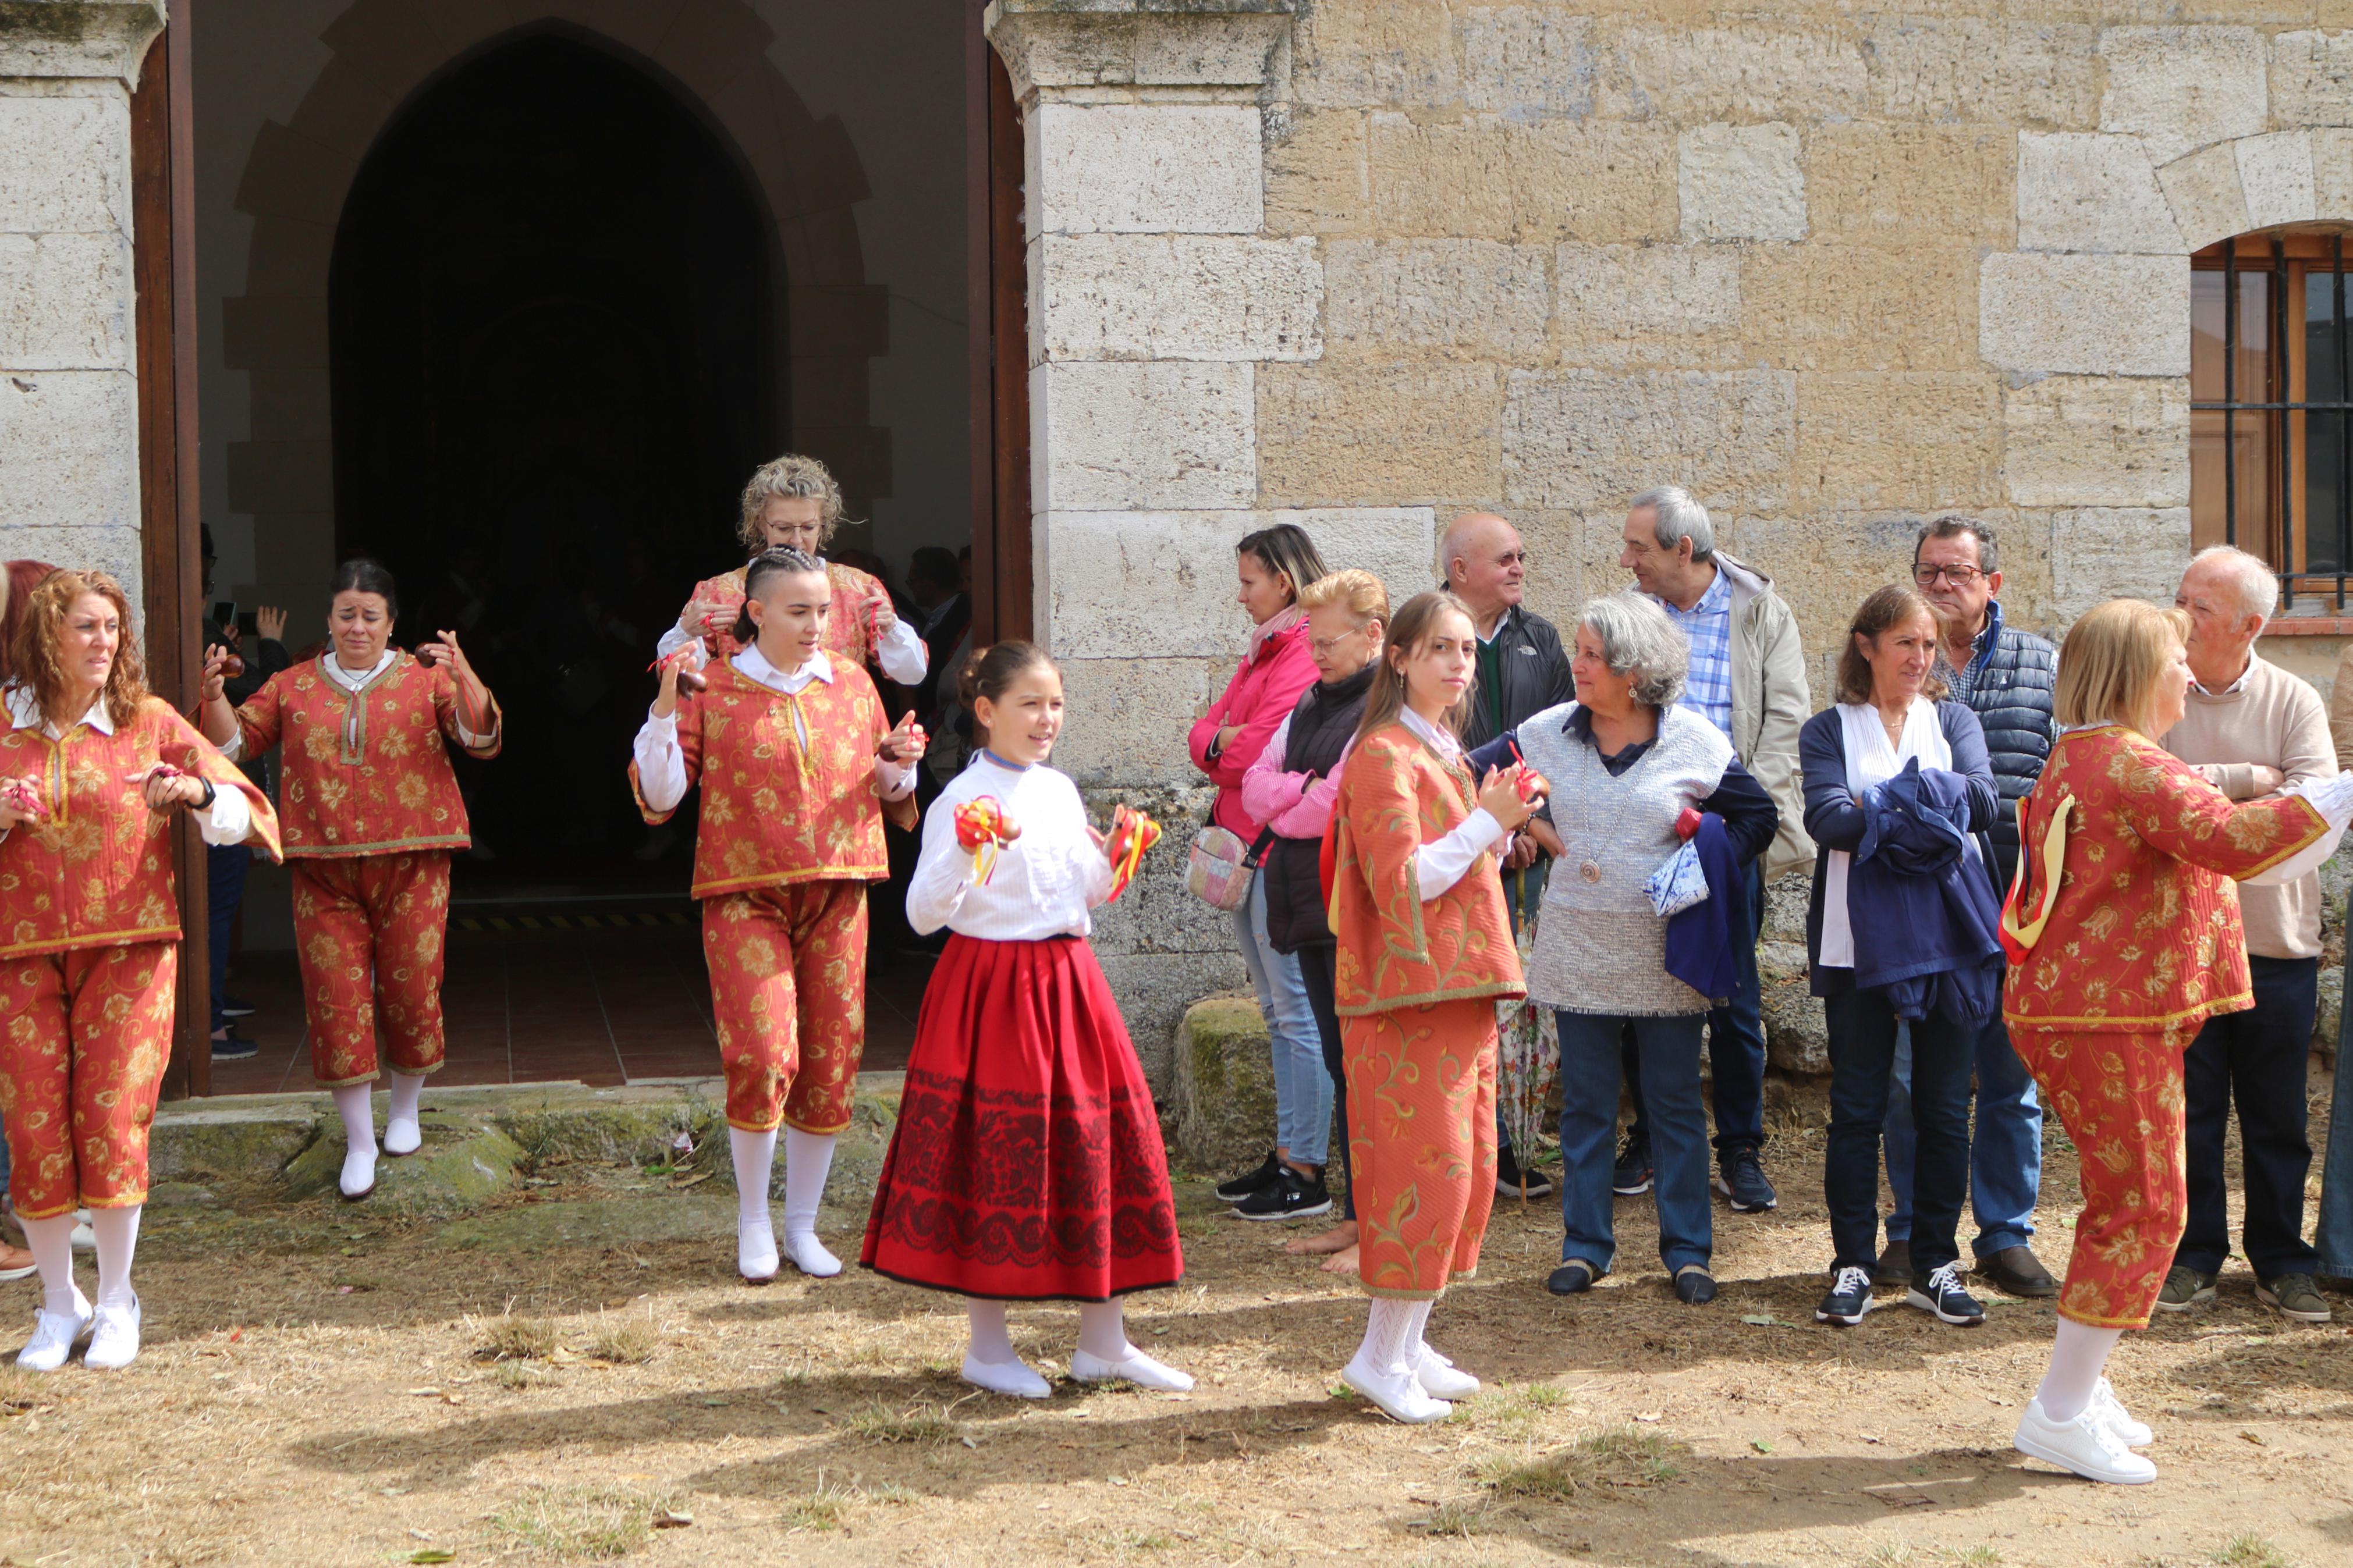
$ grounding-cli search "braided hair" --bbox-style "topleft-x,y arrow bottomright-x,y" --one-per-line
730,547 -> 828,645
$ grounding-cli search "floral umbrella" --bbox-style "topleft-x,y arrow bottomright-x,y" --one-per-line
1494,873 -> 1558,1200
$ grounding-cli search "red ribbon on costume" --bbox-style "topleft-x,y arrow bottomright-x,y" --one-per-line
1,775 -> 44,823
954,795 -> 1014,884
1105,804 -> 1161,904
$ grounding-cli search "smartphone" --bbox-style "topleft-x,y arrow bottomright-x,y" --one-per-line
210,600 -> 236,629
237,610 -> 259,638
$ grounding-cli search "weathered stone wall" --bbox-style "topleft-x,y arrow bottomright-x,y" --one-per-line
0,1 -> 162,599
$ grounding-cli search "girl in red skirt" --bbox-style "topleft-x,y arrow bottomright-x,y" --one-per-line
861,642 -> 1188,1398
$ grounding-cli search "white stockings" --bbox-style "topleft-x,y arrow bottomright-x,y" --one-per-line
729,1128 -> 779,1283
780,1128 -> 840,1277
384,1072 -> 426,1155
18,1211 -> 79,1317
332,1082 -> 377,1199
2035,1319 -> 2125,1424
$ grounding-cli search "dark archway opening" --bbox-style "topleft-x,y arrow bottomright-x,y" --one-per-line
329,31 -> 767,883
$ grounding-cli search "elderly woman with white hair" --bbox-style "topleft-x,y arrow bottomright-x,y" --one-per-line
1470,592 -> 1778,1304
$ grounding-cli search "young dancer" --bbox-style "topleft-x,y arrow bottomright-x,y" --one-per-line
1329,591 -> 1536,1423
199,559 -> 501,1200
861,642 -> 1187,1398
0,571 -> 279,1370
634,547 -> 923,1282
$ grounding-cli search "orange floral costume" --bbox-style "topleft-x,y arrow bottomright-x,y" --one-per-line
0,698 -> 280,1218
1330,722 -> 1524,1300
230,654 -> 501,1086
680,561 -> 887,674
2004,726 -> 2329,1327
631,656 -> 915,1133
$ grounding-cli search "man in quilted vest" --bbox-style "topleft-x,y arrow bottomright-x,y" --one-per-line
1880,515 -> 2060,1302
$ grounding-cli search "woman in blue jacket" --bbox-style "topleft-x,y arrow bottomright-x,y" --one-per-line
1801,586 -> 2000,1332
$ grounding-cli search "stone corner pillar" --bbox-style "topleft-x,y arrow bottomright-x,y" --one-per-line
0,0 -> 167,594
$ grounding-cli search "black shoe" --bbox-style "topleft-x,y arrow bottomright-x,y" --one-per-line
1233,1167 -> 1333,1222
220,994 -> 258,1019
1906,1261 -> 1986,1325
1611,1131 -> 1653,1196
1713,1143 -> 1777,1212
1215,1150 -> 1282,1204
1873,1238 -> 1913,1287
1815,1265 -> 1878,1326
1546,1260 -> 1598,1296
1495,1144 -> 1554,1199
1673,1266 -> 1717,1305
1976,1244 -> 2059,1299
208,1030 -> 259,1061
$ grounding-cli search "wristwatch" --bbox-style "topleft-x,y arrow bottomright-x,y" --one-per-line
195,776 -> 217,810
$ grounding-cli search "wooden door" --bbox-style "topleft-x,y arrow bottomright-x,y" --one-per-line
966,5 -> 1031,646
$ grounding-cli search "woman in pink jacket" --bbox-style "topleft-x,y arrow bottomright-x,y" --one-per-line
1241,569 -> 1389,1265
1190,525 -> 1329,1222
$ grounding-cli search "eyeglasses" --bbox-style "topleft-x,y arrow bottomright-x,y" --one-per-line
1912,564 -> 1986,587
1311,626 -> 1379,656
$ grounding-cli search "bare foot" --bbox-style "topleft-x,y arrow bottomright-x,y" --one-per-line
1284,1220 -> 1358,1257
1319,1242 -> 1360,1275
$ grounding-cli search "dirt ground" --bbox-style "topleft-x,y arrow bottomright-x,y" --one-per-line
3,1084 -> 2349,1568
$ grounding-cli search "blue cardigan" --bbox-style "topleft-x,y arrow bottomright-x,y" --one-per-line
1798,700 -> 1998,998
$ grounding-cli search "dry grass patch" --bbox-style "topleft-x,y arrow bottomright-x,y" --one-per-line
2214,1537 -> 2292,1568
1408,1498 -> 1495,1539
1477,1424 -> 1684,1502
840,1398 -> 963,1445
484,1484 -> 683,1560
475,1313 -> 560,1361
585,1314 -> 656,1364
782,1471 -> 920,1534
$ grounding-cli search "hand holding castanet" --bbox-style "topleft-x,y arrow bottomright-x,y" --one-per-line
1477,764 -> 1541,830
0,775 -> 44,829
876,712 -> 928,765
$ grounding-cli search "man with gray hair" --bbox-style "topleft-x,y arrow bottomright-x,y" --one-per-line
2159,545 -> 2336,1324
1616,485 -> 1812,1215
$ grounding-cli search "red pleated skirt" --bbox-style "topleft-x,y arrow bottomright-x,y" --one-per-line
860,933 -> 1184,1302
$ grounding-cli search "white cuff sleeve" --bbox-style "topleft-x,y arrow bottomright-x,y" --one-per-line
2242,772 -> 2353,885
633,709 -> 689,815
1412,807 -> 1508,901
217,728 -> 246,763
195,780 -> 253,848
877,617 -> 928,685
655,624 -> 694,661
905,813 -> 975,936
876,755 -> 916,801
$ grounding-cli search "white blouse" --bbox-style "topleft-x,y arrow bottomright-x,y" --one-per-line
907,753 -> 1114,941
1820,696 -> 1960,969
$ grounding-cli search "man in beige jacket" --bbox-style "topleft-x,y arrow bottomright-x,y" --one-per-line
2160,546 -> 2334,1324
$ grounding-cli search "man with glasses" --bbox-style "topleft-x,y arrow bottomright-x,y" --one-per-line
1878,515 -> 2060,1300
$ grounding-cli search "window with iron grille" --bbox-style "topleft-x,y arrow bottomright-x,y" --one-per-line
2191,232 -> 2353,609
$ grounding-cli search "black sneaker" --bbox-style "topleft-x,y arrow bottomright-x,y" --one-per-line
1495,1143 -> 1554,1199
208,1030 -> 259,1061
1713,1143 -> 1777,1212
220,994 -> 258,1019
1907,1261 -> 1986,1325
1815,1265 -> 1878,1326
1611,1131 -> 1653,1196
1233,1166 -> 1332,1222
1215,1150 -> 1282,1204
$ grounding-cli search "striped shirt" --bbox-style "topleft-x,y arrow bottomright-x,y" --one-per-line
1660,567 -> 1734,741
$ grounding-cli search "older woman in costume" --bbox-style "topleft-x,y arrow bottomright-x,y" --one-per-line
0,571 -> 279,1370
1329,589 -> 1538,1424
2003,599 -> 2353,1484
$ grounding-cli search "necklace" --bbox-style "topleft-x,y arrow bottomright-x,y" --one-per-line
1568,733 -> 1651,884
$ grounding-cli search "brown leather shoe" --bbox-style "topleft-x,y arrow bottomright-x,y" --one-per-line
1873,1238 -> 1912,1287
0,1240 -> 36,1282
1977,1244 -> 2059,1298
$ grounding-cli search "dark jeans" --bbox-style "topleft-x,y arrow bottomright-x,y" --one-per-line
2177,954 -> 2322,1279
206,841 -> 249,1033
1293,942 -> 1353,1222
1558,1009 -> 1710,1274
1824,986 -> 1973,1277
1628,861 -> 1767,1154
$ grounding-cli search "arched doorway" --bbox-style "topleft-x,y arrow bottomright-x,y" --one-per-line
329,30 -> 767,868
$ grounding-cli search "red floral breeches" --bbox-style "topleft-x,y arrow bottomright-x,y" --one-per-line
2010,1026 -> 2191,1329
293,852 -> 453,1086
0,942 -> 179,1219
1343,998 -> 1499,1300
704,880 -> 869,1135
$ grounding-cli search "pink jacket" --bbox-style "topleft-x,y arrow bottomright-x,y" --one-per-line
1241,714 -> 1353,840
1188,615 -> 1318,838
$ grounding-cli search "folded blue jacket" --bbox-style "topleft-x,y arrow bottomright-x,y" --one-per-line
1850,758 -> 2004,1027
1663,812 -> 1746,1004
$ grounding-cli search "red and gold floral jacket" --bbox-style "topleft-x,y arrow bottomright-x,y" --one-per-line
680,561 -> 889,671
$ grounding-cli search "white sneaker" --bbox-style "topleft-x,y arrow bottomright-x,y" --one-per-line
1411,1343 -> 1481,1400
69,1210 -> 95,1251
16,1290 -> 92,1373
2088,1378 -> 2153,1448
782,1229 -> 842,1279
339,1143 -> 378,1200
1342,1352 -> 1453,1424
84,1297 -> 140,1370
382,1116 -> 422,1157
2014,1396 -> 2157,1484
737,1215 -> 779,1284
961,1352 -> 1052,1399
1071,1345 -> 1194,1392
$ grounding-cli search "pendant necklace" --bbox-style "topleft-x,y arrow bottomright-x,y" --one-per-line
1571,735 -> 1647,884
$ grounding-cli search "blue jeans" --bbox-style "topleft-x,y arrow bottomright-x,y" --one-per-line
1825,986 -> 1973,1277
1627,861 -> 1767,1153
1233,875 -> 1329,1168
1884,1011 -> 2042,1258
207,841 -> 250,1032
2319,922 -> 2353,1279
1557,1009 -> 1711,1275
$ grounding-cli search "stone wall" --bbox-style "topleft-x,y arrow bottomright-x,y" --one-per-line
0,1 -> 162,599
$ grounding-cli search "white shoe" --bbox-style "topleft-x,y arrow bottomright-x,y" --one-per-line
2014,1397 -> 2157,1484
782,1230 -> 842,1279
16,1290 -> 92,1373
1411,1343 -> 1481,1400
69,1210 -> 95,1251
84,1297 -> 140,1370
961,1352 -> 1052,1399
1071,1346 -> 1194,1392
737,1215 -> 779,1284
1342,1352 -> 1452,1424
339,1143 -> 378,1200
2088,1378 -> 2153,1448
382,1116 -> 421,1157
